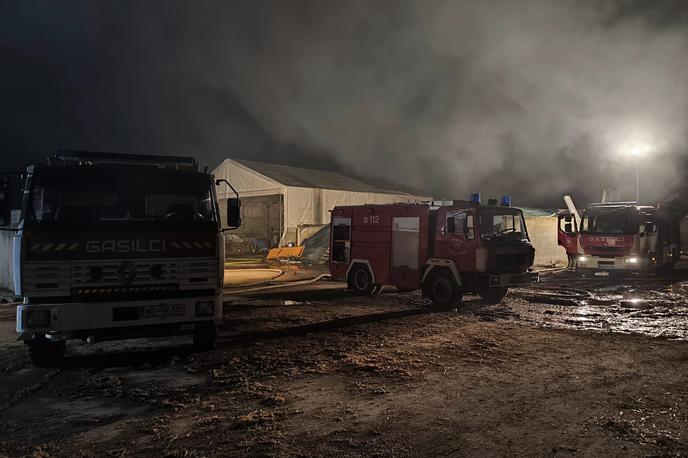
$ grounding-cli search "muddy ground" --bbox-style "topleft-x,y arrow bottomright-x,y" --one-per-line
1,270 -> 688,457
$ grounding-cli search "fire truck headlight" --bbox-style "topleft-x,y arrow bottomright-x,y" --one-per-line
625,257 -> 639,263
195,300 -> 215,317
578,256 -> 589,263
26,310 -> 51,328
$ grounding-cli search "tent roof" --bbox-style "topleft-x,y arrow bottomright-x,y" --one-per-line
235,159 -> 421,196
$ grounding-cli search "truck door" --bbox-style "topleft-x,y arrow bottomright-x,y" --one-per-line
328,215 -> 352,281
557,212 -> 578,254
331,217 -> 351,264
435,210 -> 478,271
390,216 -> 420,290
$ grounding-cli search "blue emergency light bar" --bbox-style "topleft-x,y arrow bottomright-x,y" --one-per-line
470,193 -> 482,204
501,195 -> 512,206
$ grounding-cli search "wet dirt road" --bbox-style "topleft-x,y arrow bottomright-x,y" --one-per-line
1,271 -> 688,457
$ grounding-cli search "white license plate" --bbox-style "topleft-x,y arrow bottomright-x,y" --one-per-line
140,305 -> 185,318
598,264 -> 615,270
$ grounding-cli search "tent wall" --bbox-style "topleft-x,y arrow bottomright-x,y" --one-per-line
525,216 -> 567,267
281,186 -> 430,244
237,194 -> 283,247
212,158 -> 431,247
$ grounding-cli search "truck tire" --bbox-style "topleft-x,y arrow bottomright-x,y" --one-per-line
27,337 -> 66,368
349,264 -> 375,296
426,270 -> 462,308
193,322 -> 217,352
478,287 -> 509,304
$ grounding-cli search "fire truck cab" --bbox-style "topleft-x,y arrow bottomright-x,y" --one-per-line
0,151 -> 241,366
577,203 -> 679,274
329,196 -> 538,307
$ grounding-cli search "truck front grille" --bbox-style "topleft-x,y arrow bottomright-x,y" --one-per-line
494,254 -> 528,271
589,246 -> 625,253
72,260 -> 179,285
23,262 -> 71,296
23,257 -> 219,298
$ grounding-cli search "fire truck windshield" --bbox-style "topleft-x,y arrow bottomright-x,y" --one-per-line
26,168 -> 216,227
478,209 -> 527,239
580,207 -> 637,235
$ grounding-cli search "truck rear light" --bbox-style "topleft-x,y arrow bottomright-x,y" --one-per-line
26,310 -> 51,328
625,257 -> 639,263
195,300 -> 215,317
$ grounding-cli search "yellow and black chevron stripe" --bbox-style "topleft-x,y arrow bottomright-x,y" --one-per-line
29,242 -> 81,252
170,241 -> 214,249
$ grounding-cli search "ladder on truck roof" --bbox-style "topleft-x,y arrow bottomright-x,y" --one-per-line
48,150 -> 199,172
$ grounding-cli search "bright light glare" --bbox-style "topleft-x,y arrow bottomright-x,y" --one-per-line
628,145 -> 646,157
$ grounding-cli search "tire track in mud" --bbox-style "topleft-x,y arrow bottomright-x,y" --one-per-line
218,307 -> 433,347
0,369 -> 62,415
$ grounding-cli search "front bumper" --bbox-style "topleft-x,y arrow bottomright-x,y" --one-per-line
577,255 -> 644,271
16,295 -> 222,340
487,271 -> 539,288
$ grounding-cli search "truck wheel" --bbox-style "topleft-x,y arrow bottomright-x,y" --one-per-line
349,264 -> 375,296
193,322 -> 217,352
27,337 -> 66,368
478,287 -> 509,304
426,270 -> 462,308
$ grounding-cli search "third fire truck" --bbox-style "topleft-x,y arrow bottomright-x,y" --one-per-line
328,196 -> 538,307
562,202 -> 680,274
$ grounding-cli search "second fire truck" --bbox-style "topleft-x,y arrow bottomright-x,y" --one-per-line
329,196 -> 538,307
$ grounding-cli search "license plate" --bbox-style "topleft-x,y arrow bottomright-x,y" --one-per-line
595,271 -> 610,277
140,304 -> 185,318
598,264 -> 615,270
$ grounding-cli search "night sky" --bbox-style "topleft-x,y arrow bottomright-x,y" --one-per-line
1,0 -> 687,207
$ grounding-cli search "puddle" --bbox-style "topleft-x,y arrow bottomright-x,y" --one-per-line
503,280 -> 688,340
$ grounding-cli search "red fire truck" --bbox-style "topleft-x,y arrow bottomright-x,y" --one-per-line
328,197 -> 538,307
575,202 -> 680,274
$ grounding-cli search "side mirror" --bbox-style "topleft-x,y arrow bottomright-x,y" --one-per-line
215,178 -> 241,230
226,198 -> 241,229
564,215 -> 572,223
564,223 -> 573,234
446,216 -> 456,234
644,222 -> 654,233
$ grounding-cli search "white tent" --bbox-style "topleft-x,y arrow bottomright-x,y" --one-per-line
213,159 -> 432,247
